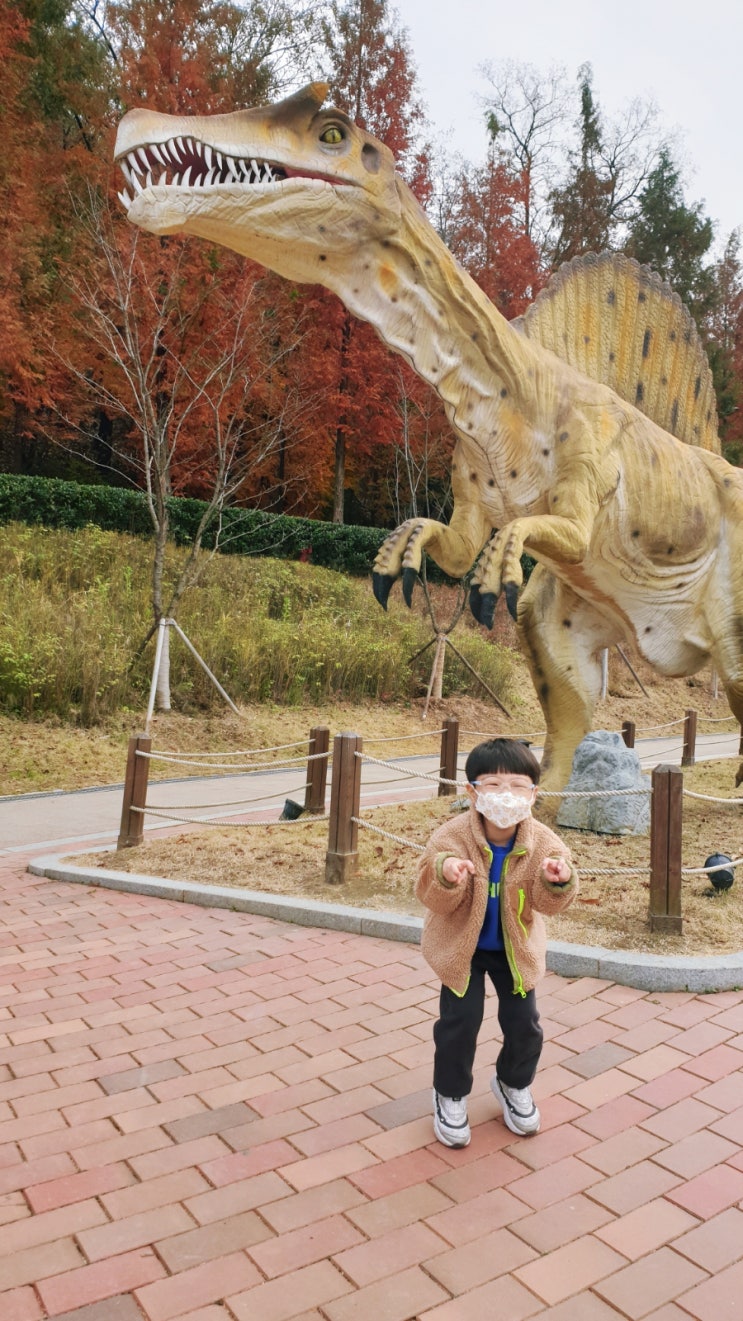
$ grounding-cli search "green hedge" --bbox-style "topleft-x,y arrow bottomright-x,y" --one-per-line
0,473 -> 535,583
0,474 -> 385,576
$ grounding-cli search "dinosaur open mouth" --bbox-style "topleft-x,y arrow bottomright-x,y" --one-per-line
117,137 -> 348,209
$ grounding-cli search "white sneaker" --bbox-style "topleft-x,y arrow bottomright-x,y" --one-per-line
492,1075 -> 541,1135
432,1089 -> 471,1147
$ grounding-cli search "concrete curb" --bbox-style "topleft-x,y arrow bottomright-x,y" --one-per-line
28,852 -> 743,994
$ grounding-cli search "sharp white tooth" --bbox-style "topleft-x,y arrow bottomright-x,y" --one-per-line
158,171 -> 167,186
250,157 -> 259,173
117,189 -> 131,209
128,151 -> 143,176
131,172 -> 144,195
161,141 -> 175,163
136,147 -> 150,171
204,144 -> 213,169
181,167 -> 192,187
187,137 -> 196,153
121,161 -> 135,186
145,170 -> 153,188
175,135 -> 186,159
150,143 -> 166,166
227,158 -> 239,180
172,172 -> 181,186
265,165 -> 274,182
204,168 -> 216,187
215,149 -> 223,168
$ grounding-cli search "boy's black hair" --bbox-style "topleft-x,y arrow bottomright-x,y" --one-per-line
465,738 -> 540,785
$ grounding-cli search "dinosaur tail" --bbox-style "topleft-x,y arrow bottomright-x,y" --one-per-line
514,251 -> 719,452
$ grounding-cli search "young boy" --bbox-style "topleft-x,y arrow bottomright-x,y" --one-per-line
416,738 -> 577,1147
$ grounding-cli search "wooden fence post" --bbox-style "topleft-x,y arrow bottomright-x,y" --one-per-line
117,733 -> 152,849
305,726 -> 330,814
621,720 -> 636,749
325,733 -> 362,885
649,764 -> 683,933
682,708 -> 697,766
439,717 -> 460,797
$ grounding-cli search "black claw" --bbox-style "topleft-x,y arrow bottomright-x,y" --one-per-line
479,592 -> 497,630
372,571 -> 395,610
402,567 -> 419,608
505,582 -> 520,621
469,585 -> 483,623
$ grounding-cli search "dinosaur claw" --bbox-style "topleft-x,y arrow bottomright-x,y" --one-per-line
505,582 -> 520,621
478,592 -> 497,630
469,585 -> 483,623
402,568 -> 419,608
372,571 -> 394,611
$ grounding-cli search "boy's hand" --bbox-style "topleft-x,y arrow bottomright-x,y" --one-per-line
542,856 -> 571,886
441,856 -> 476,887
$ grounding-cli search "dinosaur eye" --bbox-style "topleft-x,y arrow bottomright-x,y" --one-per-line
320,125 -> 345,145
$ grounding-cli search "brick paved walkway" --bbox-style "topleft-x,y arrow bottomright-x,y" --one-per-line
2,859 -> 743,1321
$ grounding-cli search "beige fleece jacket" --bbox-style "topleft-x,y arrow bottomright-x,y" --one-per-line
415,805 -> 578,996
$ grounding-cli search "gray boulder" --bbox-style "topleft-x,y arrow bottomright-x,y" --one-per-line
555,730 -> 651,835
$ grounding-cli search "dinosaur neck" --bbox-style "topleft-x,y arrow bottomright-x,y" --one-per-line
323,186 -> 537,421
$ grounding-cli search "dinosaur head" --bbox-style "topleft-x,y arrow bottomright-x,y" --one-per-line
114,82 -> 404,282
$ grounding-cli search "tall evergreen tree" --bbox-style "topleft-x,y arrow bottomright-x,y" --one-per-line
549,64 -> 613,263
625,148 -> 715,319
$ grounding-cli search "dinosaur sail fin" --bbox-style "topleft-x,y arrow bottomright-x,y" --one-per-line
517,252 -> 719,452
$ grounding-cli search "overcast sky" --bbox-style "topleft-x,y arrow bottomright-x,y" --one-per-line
394,0 -> 742,250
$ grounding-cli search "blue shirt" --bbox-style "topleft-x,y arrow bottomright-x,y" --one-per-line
477,838 -> 515,951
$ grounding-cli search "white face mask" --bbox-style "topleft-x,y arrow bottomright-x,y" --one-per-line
475,789 -> 533,830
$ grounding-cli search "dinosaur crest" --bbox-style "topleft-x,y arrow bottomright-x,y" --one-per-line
517,252 -> 719,452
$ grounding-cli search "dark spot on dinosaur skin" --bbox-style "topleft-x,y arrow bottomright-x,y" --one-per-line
510,470 -> 518,479
562,619 -> 572,628
707,410 -> 711,422
661,376 -> 667,385
552,495 -> 559,504
650,452 -> 658,465
318,224 -> 326,233
636,381 -> 644,403
584,335 -> 590,344
566,665 -> 572,672
638,292 -> 647,302
693,424 -> 699,435
540,683 -> 550,699
667,546 -> 674,554
694,376 -> 701,399
632,530 -> 640,538
724,478 -> 732,488
319,254 -> 326,262
609,352 -> 615,362
500,388 -> 508,397
488,478 -> 495,487
607,289 -> 616,304
471,332 -> 479,341
470,472 -> 477,481
381,239 -> 390,248
670,330 -> 676,341
684,329 -> 692,343
670,400 -> 679,431
542,448 -> 549,456
642,329 -> 652,358
645,626 -> 652,633
676,583 -> 685,589
361,143 -> 381,173
425,258 -> 432,267
559,431 -> 569,442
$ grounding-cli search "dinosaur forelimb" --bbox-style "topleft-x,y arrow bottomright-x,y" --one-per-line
372,510 -> 490,610
471,513 -> 592,625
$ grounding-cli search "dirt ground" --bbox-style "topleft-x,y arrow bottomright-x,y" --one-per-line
77,755 -> 742,958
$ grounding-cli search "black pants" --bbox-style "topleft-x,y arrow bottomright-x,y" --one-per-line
433,948 -> 543,1098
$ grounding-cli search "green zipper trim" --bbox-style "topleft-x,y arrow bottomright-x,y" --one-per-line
499,847 -> 527,997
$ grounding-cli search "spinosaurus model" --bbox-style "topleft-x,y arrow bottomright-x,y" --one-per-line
114,83 -> 743,788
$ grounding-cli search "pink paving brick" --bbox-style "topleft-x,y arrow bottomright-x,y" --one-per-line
36,1246 -> 167,1315
227,1260 -> 354,1321
134,1251 -> 262,1320
513,1235 -> 628,1306
0,1286 -> 44,1321
572,1092 -> 656,1140
504,1153 -> 602,1210
508,1192 -> 614,1253
671,1206 -> 743,1273
417,1271 -> 545,1321
423,1224 -> 537,1294
594,1246 -> 709,1318
595,1196 -> 700,1260
666,1162 -> 743,1219
332,1221 -> 448,1287
25,1160 -> 135,1214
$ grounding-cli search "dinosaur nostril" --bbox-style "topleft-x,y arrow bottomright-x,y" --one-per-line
361,143 -> 380,174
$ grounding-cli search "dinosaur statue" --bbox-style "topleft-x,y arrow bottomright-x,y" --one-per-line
114,82 -> 743,788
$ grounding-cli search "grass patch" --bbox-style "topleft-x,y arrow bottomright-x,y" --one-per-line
76,758 -> 742,957
0,522 -> 515,722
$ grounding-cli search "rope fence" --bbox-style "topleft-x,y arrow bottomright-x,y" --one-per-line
117,708 -> 743,931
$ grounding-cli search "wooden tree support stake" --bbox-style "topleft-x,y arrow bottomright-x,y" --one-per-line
649,764 -> 683,934
621,720 -> 636,749
118,733 -> 152,850
325,732 -> 362,885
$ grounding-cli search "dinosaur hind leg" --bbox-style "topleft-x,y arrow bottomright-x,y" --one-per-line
517,566 -> 621,789
720,680 -> 743,788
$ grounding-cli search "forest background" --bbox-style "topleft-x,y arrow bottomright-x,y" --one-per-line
2,0 -> 743,546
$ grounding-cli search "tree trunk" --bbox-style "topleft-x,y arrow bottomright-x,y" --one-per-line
332,314 -> 352,524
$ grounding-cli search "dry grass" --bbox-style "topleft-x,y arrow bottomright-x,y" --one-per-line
76,758 -> 742,958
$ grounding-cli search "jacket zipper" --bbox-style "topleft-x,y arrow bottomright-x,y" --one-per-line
492,846 -> 528,998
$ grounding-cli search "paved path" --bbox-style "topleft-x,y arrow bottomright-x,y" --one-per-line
2,731 -> 740,854
2,854 -> 743,1320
